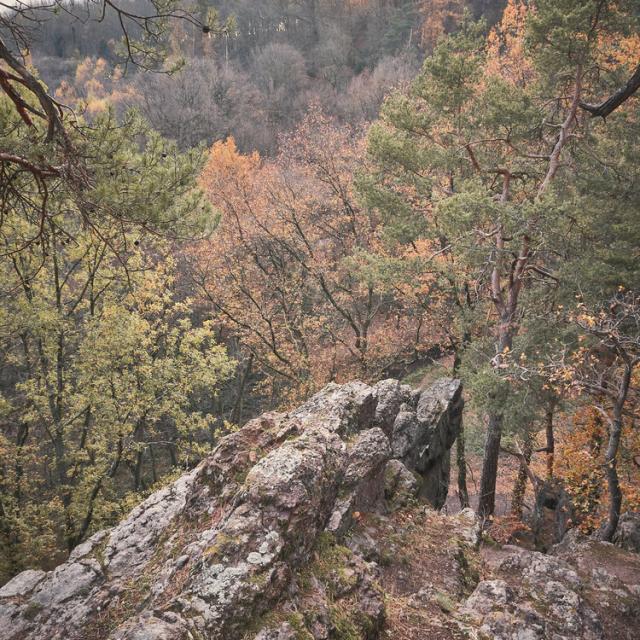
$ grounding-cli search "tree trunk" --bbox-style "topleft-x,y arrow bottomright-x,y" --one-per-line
453,342 -> 470,509
579,63 -> 640,119
231,353 -> 253,425
478,321 -> 513,519
478,412 -> 502,518
511,431 -> 533,519
545,403 -> 555,480
456,424 -> 470,509
133,449 -> 145,492
600,413 -> 623,541
599,364 -> 631,541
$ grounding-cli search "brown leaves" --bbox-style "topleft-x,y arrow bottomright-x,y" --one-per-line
191,115 -> 442,406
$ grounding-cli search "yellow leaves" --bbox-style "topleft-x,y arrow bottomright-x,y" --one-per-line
560,369 -> 574,382
74,57 -> 97,85
0,394 -> 11,419
55,56 -> 138,114
578,313 -> 596,328
0,225 -> 233,563
553,400 -> 640,533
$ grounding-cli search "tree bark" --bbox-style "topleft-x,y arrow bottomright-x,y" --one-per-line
511,431 -> 533,519
545,402 -> 555,479
456,421 -> 470,510
478,412 -> 503,518
599,364 -> 632,541
478,316 -> 514,519
453,343 -> 470,509
579,63 -> 640,119
600,421 -> 623,542
231,353 -> 253,425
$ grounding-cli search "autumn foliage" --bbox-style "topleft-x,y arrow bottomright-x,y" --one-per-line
191,111 -> 447,405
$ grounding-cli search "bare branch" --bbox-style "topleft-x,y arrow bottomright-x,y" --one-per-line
579,63 -> 640,119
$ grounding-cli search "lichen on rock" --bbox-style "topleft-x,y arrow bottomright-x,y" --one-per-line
0,377 -> 463,640
2,375 -> 639,640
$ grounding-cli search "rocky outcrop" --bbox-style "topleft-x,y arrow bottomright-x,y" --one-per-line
390,378 -> 463,507
459,532 -> 640,640
3,374 -> 639,640
383,459 -> 418,509
0,377 -> 462,640
460,547 -> 604,638
612,512 -> 640,553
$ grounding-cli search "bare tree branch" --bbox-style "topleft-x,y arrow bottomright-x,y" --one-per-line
579,63 -> 640,119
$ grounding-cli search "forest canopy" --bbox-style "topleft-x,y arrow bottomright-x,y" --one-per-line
0,0 -> 639,587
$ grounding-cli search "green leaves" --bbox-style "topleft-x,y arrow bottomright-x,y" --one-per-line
527,0 -> 602,71
414,12 -> 486,113
0,236 -> 234,574
78,109 -> 211,237
0,96 -> 232,577
360,0 -> 640,451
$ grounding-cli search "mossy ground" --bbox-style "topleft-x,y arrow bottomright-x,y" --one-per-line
246,507 -> 481,640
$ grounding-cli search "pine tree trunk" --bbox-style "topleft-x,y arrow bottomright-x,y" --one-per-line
452,340 -> 470,510
456,422 -> 470,509
478,412 -> 502,518
478,323 -> 513,519
600,414 -> 623,541
545,403 -> 555,479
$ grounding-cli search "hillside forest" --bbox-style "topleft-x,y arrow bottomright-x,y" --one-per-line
0,0 -> 639,585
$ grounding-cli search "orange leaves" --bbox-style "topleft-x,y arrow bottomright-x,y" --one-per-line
190,114 -> 444,405
489,514 -> 530,545
555,401 -> 640,533
418,0 -> 466,52
590,22 -> 640,81
486,0 -> 534,85
54,57 -> 139,115
200,137 -> 261,193
555,406 -> 606,532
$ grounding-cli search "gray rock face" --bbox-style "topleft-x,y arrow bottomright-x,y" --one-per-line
289,380 -> 377,434
327,427 -> 391,535
459,549 -> 604,639
390,378 -> 463,507
0,570 -> 46,598
1,377 -> 462,640
460,537 -> 640,640
372,378 -> 414,434
612,512 -> 640,553
384,459 -> 419,509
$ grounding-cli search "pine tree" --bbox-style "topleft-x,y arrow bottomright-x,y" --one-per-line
361,1 -> 640,517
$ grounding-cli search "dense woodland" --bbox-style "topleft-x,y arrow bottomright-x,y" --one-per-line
0,0 -> 639,585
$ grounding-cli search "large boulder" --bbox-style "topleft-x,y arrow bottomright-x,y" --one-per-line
459,547 -> 604,639
612,512 -> 640,553
1,377 -> 463,640
458,533 -> 640,640
389,378 -> 463,507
